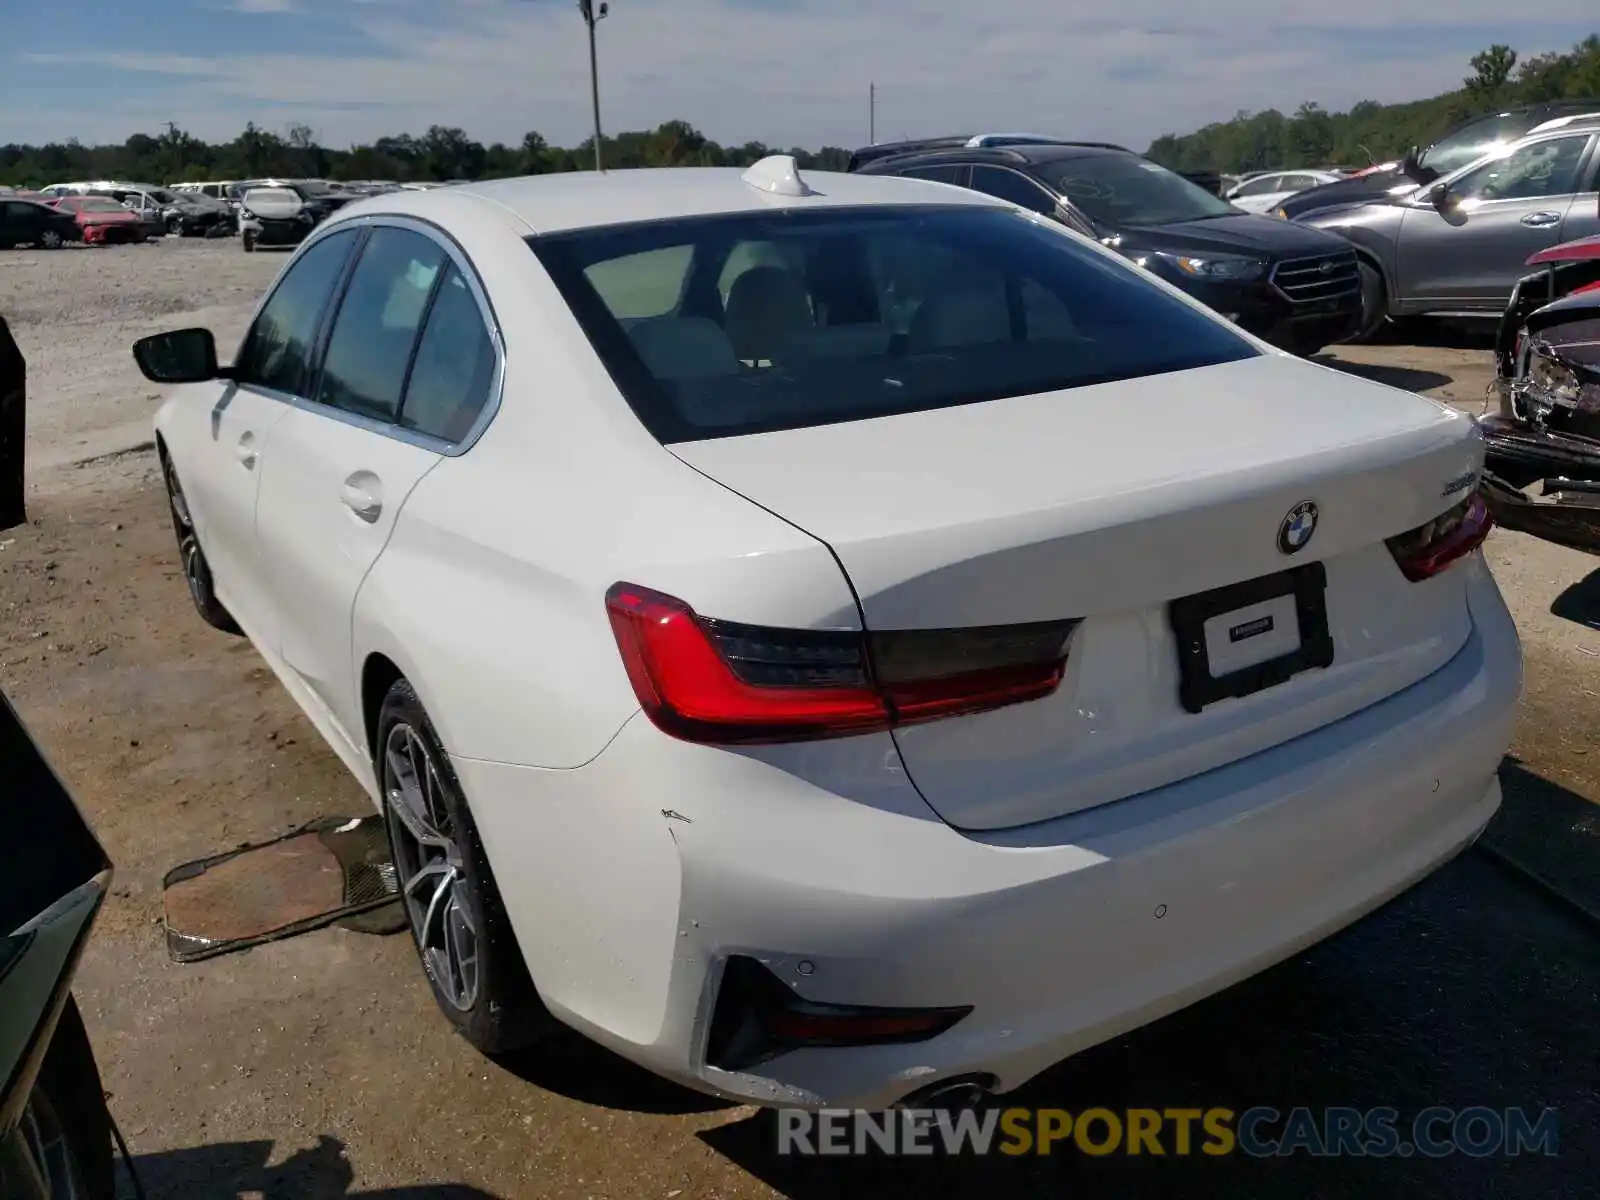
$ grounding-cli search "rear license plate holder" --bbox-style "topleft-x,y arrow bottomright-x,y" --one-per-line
1168,562 -> 1334,714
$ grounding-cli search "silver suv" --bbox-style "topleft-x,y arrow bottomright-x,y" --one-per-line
1299,115 -> 1600,336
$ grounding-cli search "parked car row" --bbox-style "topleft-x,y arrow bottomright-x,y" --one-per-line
849,133 -> 1365,354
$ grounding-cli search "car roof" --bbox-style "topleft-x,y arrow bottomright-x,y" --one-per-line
381,163 -> 1010,236
859,142 -> 1135,173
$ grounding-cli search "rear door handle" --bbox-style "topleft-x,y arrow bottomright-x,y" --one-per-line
236,431 -> 257,469
340,479 -> 382,522
1520,211 -> 1561,228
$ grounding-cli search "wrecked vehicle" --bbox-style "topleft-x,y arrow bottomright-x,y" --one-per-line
1480,234 -> 1600,555
237,185 -> 318,252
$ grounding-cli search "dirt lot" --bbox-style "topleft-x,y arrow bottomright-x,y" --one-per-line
3,239 -> 1597,1199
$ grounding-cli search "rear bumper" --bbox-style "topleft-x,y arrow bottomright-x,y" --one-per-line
240,217 -> 310,246
1478,414 -> 1600,554
81,225 -> 138,245
456,556 -> 1520,1109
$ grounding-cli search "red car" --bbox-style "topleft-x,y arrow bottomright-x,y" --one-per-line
48,195 -> 147,245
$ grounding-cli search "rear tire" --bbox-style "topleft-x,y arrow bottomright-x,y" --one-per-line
1348,261 -> 1388,344
161,449 -> 241,635
241,231 -> 256,253
377,678 -> 553,1056
38,229 -> 64,250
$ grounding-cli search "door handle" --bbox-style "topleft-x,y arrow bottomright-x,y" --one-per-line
340,480 -> 382,522
235,432 -> 257,469
1520,211 -> 1561,228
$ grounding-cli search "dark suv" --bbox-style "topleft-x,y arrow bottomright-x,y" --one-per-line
852,136 -> 1363,354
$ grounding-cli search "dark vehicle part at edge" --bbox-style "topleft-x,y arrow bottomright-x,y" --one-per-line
0,315 -> 135,1199
1480,243 -> 1600,555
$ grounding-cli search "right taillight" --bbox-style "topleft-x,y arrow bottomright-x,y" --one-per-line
604,583 -> 1078,745
1385,492 -> 1493,582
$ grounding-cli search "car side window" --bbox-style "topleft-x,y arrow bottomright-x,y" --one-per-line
1453,135 -> 1590,202
898,164 -> 969,185
234,229 -> 358,396
967,166 -> 1058,215
399,263 -> 497,443
315,227 -> 447,423
1235,175 -> 1283,197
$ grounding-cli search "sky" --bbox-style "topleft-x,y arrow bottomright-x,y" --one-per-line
2,1 -> 1597,153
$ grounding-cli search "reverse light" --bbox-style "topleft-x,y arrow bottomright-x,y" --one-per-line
1385,493 -> 1493,582
604,583 -> 1078,744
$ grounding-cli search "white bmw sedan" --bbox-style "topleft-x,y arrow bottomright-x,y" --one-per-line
134,156 -> 1521,1110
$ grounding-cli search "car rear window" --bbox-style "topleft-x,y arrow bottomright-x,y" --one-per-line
528,205 -> 1258,443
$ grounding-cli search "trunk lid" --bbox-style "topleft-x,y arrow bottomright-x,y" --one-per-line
672,353 -> 1485,830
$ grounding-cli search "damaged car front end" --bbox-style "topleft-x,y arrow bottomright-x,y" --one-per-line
1480,235 -> 1600,556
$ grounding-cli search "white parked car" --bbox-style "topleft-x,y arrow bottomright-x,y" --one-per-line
1226,169 -> 1347,213
133,157 -> 1521,1111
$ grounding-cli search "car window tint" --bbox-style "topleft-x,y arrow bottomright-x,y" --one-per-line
1235,175 -> 1283,197
400,264 -> 497,442
899,164 -> 968,185
234,229 -> 358,395
316,227 -> 447,423
583,245 -> 693,319
718,239 -> 809,306
967,166 -> 1056,214
1455,135 -> 1590,202
530,205 -> 1257,443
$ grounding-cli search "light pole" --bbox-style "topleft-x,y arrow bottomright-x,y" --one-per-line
578,0 -> 608,172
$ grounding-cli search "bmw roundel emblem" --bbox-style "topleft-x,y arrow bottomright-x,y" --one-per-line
1277,501 -> 1319,555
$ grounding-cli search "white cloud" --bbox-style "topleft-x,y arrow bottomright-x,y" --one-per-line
14,0 -> 1600,150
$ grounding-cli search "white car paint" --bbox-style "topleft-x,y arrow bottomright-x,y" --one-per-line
152,160 -> 1521,1110
1227,170 -> 1347,214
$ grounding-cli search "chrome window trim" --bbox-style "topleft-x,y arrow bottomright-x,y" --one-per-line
232,212 -> 507,458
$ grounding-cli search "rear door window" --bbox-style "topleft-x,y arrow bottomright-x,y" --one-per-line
530,205 -> 1257,443
399,264 -> 498,443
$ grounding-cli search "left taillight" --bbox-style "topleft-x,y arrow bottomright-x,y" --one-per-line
604,583 -> 1078,745
1385,492 -> 1493,582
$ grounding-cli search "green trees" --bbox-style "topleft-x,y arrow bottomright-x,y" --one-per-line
0,119 -> 854,188
1145,36 -> 1600,173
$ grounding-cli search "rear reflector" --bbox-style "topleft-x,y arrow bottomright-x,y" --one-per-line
705,955 -> 972,1071
605,583 -> 1078,744
1385,492 -> 1493,582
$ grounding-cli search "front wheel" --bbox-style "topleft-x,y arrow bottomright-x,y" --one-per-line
167,216 -> 184,237
162,451 -> 241,634
241,231 -> 256,253
37,229 -> 64,250
1347,261 -> 1388,344
378,678 -> 552,1055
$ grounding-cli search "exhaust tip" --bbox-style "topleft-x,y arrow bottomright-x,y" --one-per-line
896,1074 -> 998,1110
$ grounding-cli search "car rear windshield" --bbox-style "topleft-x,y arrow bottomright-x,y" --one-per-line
528,205 -> 1257,442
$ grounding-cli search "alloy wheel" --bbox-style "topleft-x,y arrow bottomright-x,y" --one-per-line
383,722 -> 480,1012
38,230 -> 63,250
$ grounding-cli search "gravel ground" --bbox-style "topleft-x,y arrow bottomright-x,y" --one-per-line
1,238 -> 1596,1199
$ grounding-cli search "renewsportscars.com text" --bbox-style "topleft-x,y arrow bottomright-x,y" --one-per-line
776,1106 -> 1560,1158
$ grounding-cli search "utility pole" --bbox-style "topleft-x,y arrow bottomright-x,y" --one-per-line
869,82 -> 876,145
578,0 -> 609,172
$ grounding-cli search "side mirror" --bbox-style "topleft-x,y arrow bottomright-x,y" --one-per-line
1427,180 -> 1455,210
132,329 -> 223,384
